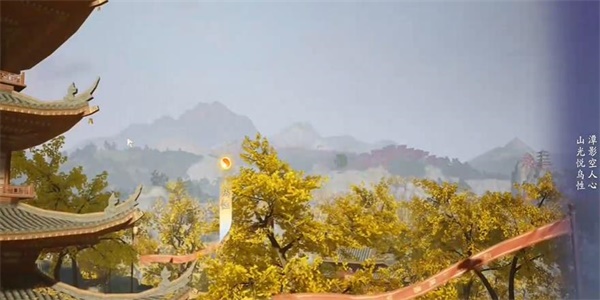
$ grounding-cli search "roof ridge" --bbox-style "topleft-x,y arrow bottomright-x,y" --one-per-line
15,185 -> 142,222
0,78 -> 100,114
46,261 -> 195,299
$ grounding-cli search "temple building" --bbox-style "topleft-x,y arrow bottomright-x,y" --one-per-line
0,1 -> 193,299
321,248 -> 394,275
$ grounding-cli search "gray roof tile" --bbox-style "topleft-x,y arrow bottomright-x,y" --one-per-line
0,185 -> 142,237
0,78 -> 100,112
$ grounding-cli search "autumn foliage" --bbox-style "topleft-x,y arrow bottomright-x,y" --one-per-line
14,135 -> 567,299
187,135 -> 565,299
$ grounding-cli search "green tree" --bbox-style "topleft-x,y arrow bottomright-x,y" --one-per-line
150,170 -> 169,187
333,154 -> 348,170
11,136 -> 136,287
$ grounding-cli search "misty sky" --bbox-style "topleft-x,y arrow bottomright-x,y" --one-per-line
23,1 -> 558,161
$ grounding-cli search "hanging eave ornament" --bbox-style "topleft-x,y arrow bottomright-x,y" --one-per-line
91,0 -> 108,11
88,118 -> 94,125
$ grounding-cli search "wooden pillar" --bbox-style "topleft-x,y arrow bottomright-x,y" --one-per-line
0,150 -> 10,187
0,247 -> 41,287
4,151 -> 10,186
0,151 -> 11,202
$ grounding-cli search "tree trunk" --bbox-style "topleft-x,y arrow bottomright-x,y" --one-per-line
474,269 -> 498,300
71,254 -> 80,288
508,255 -> 519,300
462,279 -> 474,300
107,269 -> 112,293
52,251 -> 67,281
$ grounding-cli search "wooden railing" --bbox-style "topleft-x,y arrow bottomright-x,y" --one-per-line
0,185 -> 36,199
0,70 -> 26,90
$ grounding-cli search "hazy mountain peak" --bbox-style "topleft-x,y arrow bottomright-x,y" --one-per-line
76,101 -> 258,153
283,122 -> 321,136
468,137 -> 536,176
179,101 -> 238,121
271,122 -> 322,149
504,137 -> 533,152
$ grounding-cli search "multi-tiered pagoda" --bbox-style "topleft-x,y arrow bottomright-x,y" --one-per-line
0,1 -> 193,299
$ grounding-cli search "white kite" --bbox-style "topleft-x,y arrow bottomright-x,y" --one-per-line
126,139 -> 134,148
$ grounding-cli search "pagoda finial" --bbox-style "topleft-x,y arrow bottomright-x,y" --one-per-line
64,83 -> 78,100
159,267 -> 171,287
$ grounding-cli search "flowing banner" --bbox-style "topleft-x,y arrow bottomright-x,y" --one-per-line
273,218 -> 572,300
139,218 -> 571,299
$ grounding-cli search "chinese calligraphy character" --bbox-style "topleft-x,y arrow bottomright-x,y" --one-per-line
589,182 -> 597,190
577,136 -> 586,144
577,181 -> 586,190
589,170 -> 598,179
589,134 -> 598,145
577,169 -> 585,179
589,146 -> 598,157
577,147 -> 586,157
577,158 -> 586,168
589,158 -> 597,168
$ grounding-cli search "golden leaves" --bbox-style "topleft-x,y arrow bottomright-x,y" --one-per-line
179,135 -> 565,299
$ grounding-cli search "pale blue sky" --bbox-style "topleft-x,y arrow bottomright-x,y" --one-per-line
24,1 -> 557,161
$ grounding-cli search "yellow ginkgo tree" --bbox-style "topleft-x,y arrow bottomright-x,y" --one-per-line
11,136 -> 136,288
201,135 -> 410,299
202,134 -> 336,299
197,134 -> 566,299
399,173 -> 566,300
136,180 -> 218,287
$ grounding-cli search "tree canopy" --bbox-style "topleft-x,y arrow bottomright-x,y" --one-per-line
135,179 -> 218,287
11,136 -> 136,287
192,135 -> 563,299
15,135 -> 567,298
193,134 -> 567,299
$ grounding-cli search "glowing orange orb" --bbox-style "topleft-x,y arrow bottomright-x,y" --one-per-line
219,157 -> 232,170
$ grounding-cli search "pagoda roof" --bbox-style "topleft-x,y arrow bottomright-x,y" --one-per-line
322,247 -> 394,266
0,0 -> 108,73
0,78 -> 100,116
0,78 -> 101,151
0,263 -> 194,300
0,185 -> 142,242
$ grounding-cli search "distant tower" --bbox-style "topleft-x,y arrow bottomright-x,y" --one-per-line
536,150 -> 552,173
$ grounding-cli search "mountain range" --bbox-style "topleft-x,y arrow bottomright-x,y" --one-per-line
270,122 -> 397,153
468,138 -> 535,177
67,101 -> 536,197
76,102 -> 400,155
79,102 -> 258,154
